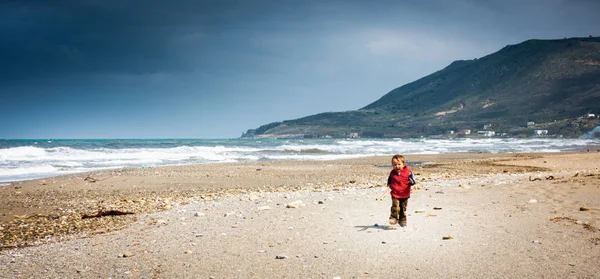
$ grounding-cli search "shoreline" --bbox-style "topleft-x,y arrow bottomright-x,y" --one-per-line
1,151 -> 599,277
0,138 -> 600,187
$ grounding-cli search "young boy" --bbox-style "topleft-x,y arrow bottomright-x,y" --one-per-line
387,155 -> 416,227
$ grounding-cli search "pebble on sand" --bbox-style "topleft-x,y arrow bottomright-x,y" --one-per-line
286,200 -> 306,208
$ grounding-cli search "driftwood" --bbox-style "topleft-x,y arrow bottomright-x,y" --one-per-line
528,175 -> 555,181
84,176 -> 98,182
82,210 -> 134,219
84,175 -> 112,183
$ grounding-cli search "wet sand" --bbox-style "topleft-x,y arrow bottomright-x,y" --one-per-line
1,152 -> 599,278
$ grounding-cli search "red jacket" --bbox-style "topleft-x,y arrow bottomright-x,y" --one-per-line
388,166 -> 415,199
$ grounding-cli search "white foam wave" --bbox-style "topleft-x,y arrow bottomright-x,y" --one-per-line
0,146 -> 47,160
0,165 -> 57,176
1,138 -> 598,183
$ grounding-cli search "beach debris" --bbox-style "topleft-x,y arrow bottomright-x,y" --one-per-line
84,176 -> 98,183
82,210 -> 134,219
381,241 -> 387,244
275,255 -> 288,259
318,201 -> 324,204
224,211 -> 235,217
580,207 -> 591,211
184,249 -> 192,254
195,233 -> 204,237
573,173 -> 579,177
194,212 -> 205,217
374,223 -> 379,227
427,214 -> 437,217
435,191 -> 444,194
433,207 -> 442,210
122,251 -> 134,258
546,176 -> 554,180
153,219 -> 168,225
528,199 -> 538,204
442,236 -> 453,240
414,210 -> 426,213
551,216 -> 574,222
286,200 -> 306,208
257,250 -> 266,253
529,176 -> 542,181
532,240 -> 540,244
375,190 -> 388,200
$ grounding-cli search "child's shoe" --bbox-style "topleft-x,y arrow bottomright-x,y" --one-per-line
389,217 -> 398,225
400,218 -> 407,227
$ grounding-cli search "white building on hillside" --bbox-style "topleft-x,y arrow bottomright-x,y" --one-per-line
477,131 -> 495,137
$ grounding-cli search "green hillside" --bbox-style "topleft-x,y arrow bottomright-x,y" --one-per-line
243,37 -> 600,138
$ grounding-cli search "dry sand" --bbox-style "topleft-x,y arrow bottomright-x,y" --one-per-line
1,152 -> 599,278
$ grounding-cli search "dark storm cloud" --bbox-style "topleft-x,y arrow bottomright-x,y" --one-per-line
0,0 -> 304,84
3,0 -> 599,85
2,0 -> 600,138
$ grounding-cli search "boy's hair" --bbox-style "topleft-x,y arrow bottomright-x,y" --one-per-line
392,154 -> 405,164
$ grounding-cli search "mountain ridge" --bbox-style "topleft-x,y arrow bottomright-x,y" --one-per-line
242,36 -> 600,138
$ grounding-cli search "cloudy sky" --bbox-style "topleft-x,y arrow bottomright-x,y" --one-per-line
1,0 -> 599,139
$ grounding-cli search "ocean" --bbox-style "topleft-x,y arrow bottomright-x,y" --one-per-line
1,138 -> 598,183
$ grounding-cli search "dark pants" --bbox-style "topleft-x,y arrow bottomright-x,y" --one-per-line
390,197 -> 409,222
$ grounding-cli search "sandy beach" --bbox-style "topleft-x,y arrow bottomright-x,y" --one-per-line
1,152 -> 599,278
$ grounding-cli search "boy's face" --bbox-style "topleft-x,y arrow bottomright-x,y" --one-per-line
392,158 -> 405,171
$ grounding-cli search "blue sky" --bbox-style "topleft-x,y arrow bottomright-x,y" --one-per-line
1,0 -> 599,139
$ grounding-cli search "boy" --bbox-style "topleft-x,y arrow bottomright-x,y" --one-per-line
387,155 -> 416,227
